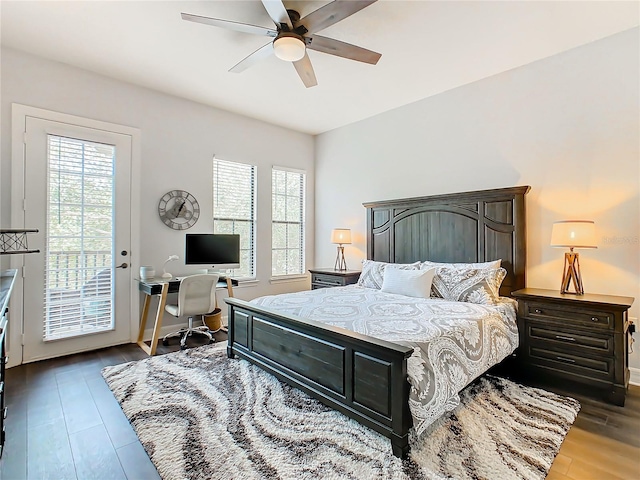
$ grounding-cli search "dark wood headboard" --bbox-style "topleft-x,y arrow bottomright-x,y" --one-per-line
363,186 -> 530,297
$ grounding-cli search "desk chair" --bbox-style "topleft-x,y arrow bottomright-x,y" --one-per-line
161,274 -> 219,350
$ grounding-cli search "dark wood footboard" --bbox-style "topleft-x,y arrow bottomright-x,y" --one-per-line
225,297 -> 414,457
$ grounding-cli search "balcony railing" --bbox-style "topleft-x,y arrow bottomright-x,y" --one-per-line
46,250 -> 112,290
44,250 -> 113,340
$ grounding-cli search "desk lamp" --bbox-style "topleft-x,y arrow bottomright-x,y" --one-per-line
550,220 -> 597,295
162,255 -> 179,279
331,229 -> 351,271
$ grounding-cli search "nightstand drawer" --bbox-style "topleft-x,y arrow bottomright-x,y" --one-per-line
312,273 -> 345,287
528,346 -> 614,380
524,301 -> 613,330
309,269 -> 360,290
528,324 -> 613,355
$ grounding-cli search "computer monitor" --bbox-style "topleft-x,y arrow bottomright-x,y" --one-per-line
185,234 -> 240,270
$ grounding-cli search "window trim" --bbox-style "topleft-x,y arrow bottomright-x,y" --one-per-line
269,274 -> 308,284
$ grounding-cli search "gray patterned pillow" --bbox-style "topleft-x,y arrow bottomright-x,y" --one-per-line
431,267 -> 507,305
357,260 -> 420,290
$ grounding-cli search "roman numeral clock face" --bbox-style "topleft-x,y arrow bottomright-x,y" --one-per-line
158,190 -> 200,230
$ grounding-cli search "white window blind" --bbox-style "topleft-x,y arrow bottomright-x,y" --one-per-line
44,135 -> 115,341
272,167 -> 306,276
213,158 -> 256,279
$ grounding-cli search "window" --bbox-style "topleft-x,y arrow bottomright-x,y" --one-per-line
272,167 -> 306,276
44,135 -> 115,340
213,158 -> 256,279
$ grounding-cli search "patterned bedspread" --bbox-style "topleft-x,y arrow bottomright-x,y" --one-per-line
250,285 -> 518,436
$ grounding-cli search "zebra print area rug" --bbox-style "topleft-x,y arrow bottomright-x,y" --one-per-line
102,343 -> 579,480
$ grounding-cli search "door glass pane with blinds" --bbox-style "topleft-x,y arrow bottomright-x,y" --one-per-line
272,167 -> 305,276
213,158 -> 256,278
44,135 -> 115,340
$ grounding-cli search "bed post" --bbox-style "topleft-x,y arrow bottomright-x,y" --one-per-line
390,353 -> 412,457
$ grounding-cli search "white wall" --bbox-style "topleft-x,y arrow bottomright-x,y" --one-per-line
2,28 -> 638,370
315,29 -> 640,368
1,47 -> 315,335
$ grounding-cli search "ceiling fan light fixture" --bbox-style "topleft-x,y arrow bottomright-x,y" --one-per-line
273,34 -> 306,62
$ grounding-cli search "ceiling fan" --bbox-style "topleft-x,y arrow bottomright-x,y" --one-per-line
181,0 -> 381,88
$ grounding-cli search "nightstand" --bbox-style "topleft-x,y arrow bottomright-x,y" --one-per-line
512,288 -> 634,406
309,268 -> 360,290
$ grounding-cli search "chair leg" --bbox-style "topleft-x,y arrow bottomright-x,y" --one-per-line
179,331 -> 189,349
191,327 -> 213,342
162,328 -> 186,345
172,316 -> 214,349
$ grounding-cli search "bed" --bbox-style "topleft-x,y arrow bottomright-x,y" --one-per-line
225,185 -> 530,457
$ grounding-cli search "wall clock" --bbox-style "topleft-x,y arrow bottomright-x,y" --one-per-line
158,190 -> 200,230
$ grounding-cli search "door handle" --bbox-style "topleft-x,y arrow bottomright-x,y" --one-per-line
116,262 -> 128,269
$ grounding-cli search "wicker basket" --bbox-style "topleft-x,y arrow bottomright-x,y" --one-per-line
203,308 -> 223,331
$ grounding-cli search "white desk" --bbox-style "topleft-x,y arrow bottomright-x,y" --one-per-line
136,276 -> 235,355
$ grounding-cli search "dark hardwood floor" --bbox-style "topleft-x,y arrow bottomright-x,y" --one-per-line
0,332 -> 227,480
1,334 -> 638,479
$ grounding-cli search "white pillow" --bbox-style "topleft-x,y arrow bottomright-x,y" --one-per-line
381,267 -> 437,298
358,260 -> 420,290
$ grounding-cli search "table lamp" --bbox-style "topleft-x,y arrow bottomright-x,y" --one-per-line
550,220 -> 597,295
162,255 -> 179,279
331,229 -> 351,271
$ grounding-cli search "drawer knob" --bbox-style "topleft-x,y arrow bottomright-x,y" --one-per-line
591,317 -> 599,322
555,335 -> 576,342
534,309 -> 542,314
557,356 -> 576,363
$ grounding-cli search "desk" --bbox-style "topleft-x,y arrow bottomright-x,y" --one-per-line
136,276 -> 237,356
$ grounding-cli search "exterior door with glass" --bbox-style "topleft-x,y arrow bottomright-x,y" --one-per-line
22,116 -> 132,362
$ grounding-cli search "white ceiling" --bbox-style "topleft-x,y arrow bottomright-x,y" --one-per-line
2,1 -> 638,135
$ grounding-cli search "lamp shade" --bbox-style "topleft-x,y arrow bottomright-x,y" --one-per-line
331,229 -> 352,244
273,34 -> 306,62
550,221 -> 597,249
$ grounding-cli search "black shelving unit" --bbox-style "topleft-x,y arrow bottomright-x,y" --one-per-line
0,229 -> 40,255
0,270 -> 17,458
0,229 -> 38,458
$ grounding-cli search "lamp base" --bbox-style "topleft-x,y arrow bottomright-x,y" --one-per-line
161,272 -> 173,280
560,251 -> 584,295
334,245 -> 347,271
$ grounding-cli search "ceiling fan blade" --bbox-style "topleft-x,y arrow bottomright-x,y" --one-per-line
299,0 -> 377,35
181,12 -> 277,37
229,42 -> 274,73
293,53 -> 318,88
306,35 -> 381,65
261,0 -> 293,30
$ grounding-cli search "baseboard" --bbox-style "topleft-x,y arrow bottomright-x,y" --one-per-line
630,367 -> 640,386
